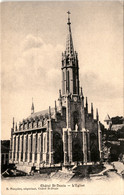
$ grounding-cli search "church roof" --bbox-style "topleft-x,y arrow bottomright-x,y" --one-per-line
26,108 -> 55,120
104,114 -> 111,121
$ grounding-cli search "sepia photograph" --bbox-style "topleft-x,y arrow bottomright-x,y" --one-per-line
1,0 -> 124,195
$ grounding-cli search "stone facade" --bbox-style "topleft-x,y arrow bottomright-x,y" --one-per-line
9,13 -> 102,168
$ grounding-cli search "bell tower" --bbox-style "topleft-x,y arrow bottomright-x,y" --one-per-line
61,11 -> 79,96
58,11 -> 84,131
60,12 -> 88,165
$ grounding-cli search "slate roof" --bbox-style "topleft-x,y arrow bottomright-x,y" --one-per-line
25,108 -> 55,120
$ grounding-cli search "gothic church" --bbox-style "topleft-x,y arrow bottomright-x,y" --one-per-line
9,13 -> 102,169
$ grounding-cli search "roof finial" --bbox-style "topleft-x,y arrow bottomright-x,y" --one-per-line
91,103 -> 93,117
81,87 -> 83,96
55,100 -> 57,111
59,89 -> 61,99
96,108 -> 99,121
49,106 -> 51,119
86,97 -> 88,112
67,11 -> 71,25
54,101 -> 57,121
31,97 -> 34,114
16,122 -> 17,131
13,117 -> 15,129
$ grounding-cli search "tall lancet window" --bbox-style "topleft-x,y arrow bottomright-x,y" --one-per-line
21,136 -> 23,161
30,134 -> 32,161
25,135 -> 28,161
73,111 -> 78,130
63,72 -> 65,94
73,70 -> 76,94
17,136 -> 20,160
66,70 -> 70,92
43,134 -> 47,153
35,134 -> 37,161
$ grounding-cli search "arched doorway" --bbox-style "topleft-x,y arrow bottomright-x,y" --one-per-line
90,133 -> 99,162
53,132 -> 64,164
72,137 -> 83,162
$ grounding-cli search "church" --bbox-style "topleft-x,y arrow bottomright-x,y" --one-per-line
9,13 -> 102,169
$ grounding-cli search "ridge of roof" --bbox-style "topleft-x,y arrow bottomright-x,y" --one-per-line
25,107 -> 55,120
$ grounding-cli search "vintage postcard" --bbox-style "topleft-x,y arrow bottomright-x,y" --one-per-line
1,1 -> 124,195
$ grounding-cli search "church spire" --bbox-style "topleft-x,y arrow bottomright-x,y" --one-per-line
31,98 -> 34,114
66,11 -> 74,57
61,12 -> 79,96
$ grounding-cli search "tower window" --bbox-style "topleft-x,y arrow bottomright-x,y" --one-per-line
73,111 -> 78,130
66,70 -> 70,92
63,72 -> 65,94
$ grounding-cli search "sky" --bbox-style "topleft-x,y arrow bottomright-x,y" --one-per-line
1,1 -> 124,140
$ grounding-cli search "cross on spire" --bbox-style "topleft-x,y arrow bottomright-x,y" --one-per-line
66,11 -> 74,56
67,11 -> 71,25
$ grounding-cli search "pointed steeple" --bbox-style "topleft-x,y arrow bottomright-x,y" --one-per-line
104,114 -> 112,129
104,114 -> 111,122
61,12 -> 79,96
31,98 -> 34,114
66,11 -> 74,57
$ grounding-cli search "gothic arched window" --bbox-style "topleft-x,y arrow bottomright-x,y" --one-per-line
73,111 -> 78,130
63,72 -> 65,94
66,70 -> 70,92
